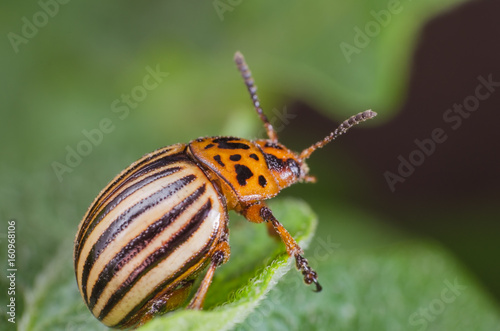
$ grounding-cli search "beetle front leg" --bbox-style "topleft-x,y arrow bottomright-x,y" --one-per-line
187,238 -> 231,310
242,202 -> 322,292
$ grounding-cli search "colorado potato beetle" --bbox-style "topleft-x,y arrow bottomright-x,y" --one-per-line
74,51 -> 377,329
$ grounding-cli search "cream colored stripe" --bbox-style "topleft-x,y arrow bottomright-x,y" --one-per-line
101,200 -> 222,327
77,145 -> 184,247
86,170 -> 205,300
92,184 -> 211,317
84,161 -> 181,231
77,164 -> 192,288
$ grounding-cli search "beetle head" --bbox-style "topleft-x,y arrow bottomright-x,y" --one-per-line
255,140 -> 314,188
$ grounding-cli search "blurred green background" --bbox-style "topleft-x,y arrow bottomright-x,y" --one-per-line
1,0 -> 500,330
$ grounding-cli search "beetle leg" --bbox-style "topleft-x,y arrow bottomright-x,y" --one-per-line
266,221 -> 281,239
187,239 -> 231,310
242,202 -> 322,292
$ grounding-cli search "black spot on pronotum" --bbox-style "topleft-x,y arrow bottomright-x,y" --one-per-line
213,137 -> 250,150
213,155 -> 225,167
204,143 -> 215,149
258,175 -> 267,188
234,164 -> 253,186
263,153 -> 285,171
249,153 -> 259,161
229,154 -> 241,161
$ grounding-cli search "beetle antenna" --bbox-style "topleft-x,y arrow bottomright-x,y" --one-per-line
299,110 -> 377,160
234,51 -> 278,142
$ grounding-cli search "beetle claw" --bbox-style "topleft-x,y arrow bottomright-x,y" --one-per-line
313,279 -> 322,292
296,255 -> 321,292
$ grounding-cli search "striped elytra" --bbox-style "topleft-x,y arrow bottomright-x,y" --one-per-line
74,144 -> 228,328
74,52 -> 376,328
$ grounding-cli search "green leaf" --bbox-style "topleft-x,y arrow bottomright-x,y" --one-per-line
18,242 -> 106,331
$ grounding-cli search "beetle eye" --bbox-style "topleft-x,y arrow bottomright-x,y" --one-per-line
287,159 -> 300,177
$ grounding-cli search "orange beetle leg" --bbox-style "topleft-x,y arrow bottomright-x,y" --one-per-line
265,221 -> 281,240
241,202 -> 322,292
187,239 -> 231,310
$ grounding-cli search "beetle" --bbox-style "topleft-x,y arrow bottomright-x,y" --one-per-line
74,51 -> 377,329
